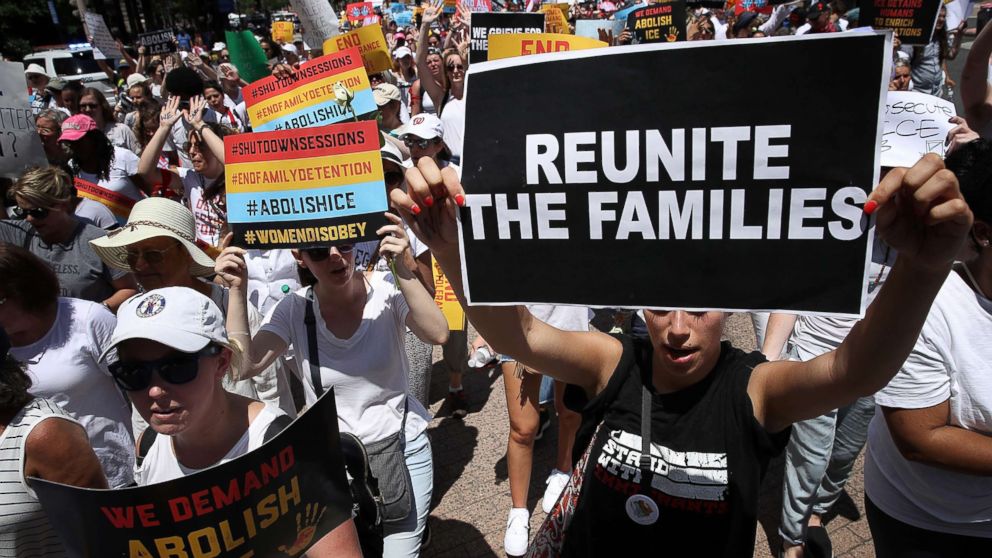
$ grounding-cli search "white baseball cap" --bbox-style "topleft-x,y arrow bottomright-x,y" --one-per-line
396,113 -> 444,140
126,73 -> 149,89
393,46 -> 413,59
24,63 -> 48,78
100,287 -> 229,362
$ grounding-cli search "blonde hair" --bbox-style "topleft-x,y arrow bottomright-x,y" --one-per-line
8,167 -> 74,208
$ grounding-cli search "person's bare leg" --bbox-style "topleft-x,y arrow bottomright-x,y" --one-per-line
503,363 -> 541,508
553,380 -> 580,474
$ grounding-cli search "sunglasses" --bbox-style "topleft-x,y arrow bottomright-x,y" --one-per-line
304,245 -> 354,261
403,136 -> 439,149
447,63 -> 465,72
109,345 -> 222,391
11,206 -> 51,220
125,242 -> 181,266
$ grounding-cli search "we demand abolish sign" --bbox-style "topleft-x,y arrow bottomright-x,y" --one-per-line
458,33 -> 890,316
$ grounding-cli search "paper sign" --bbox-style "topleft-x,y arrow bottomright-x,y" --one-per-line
627,2 -> 686,43
861,0 -> 942,45
34,389 -> 352,558
83,11 -> 122,60
322,24 -> 393,74
466,0 -> 493,11
347,2 -> 380,25
433,257 -> 466,330
575,18 -> 626,41
243,48 -> 375,132
459,33 -> 891,316
137,30 -> 177,55
0,61 -> 47,179
488,33 -> 607,60
225,121 -> 388,249
542,4 -> 571,34
290,0 -> 342,49
469,13 -> 546,63
272,21 -> 296,43
944,0 -> 973,30
880,91 -> 955,168
394,10 -> 414,26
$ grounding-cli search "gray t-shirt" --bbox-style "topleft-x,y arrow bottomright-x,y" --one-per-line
0,219 -> 126,302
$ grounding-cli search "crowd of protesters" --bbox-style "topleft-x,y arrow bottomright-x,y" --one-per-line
2,0 -> 991,556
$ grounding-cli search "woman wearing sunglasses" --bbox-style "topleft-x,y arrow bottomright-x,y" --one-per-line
216,210 -> 449,557
0,167 -> 137,312
103,287 -> 362,556
0,244 -> 135,488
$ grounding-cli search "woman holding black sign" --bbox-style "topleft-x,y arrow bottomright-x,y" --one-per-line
388,155 -> 973,555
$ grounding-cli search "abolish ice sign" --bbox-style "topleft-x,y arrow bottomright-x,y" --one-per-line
459,33 -> 890,316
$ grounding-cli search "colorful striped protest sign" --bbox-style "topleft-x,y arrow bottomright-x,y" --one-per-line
74,177 -> 135,222
224,120 -> 388,249
243,47 -> 375,132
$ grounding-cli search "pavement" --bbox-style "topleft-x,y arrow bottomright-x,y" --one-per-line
420,313 -> 876,557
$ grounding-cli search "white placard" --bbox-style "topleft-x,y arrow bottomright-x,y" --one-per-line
83,11 -> 122,60
880,91 -> 956,168
0,62 -> 48,179
944,0 -> 972,30
290,0 -> 341,51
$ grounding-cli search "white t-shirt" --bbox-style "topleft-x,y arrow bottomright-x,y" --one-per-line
354,223 -> 428,272
103,122 -> 141,155
440,96 -> 465,163
75,147 -> 144,223
246,249 -> 302,317
260,272 -> 431,444
865,271 -> 992,537
527,305 -> 590,333
135,405 -> 286,485
177,167 -> 225,247
8,298 -> 135,488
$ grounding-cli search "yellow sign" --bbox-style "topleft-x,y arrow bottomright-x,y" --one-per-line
488,33 -> 607,61
432,258 -> 465,331
541,3 -> 571,34
271,21 -> 295,44
323,23 -> 393,74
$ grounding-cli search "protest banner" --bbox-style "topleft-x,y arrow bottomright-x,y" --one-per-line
860,0 -> 942,44
272,21 -> 296,43
82,11 -> 122,60
224,120 -> 388,249
394,10 -> 414,26
880,90 -> 955,168
33,388 -> 352,558
74,177 -> 134,221
459,33 -> 890,316
243,47 -> 375,132
444,0 -> 457,13
226,30 -> 271,83
433,257 -> 466,330
138,29 -> 176,55
466,0 -> 493,11
469,13 -> 546,63
542,3 -> 571,34
290,0 -> 342,48
488,33 -> 607,60
0,62 -> 47,179
323,23 -> 393,74
347,1 -> 380,25
575,18 -> 626,41
627,1 -> 687,43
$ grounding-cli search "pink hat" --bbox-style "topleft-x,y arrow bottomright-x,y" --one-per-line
59,114 -> 98,142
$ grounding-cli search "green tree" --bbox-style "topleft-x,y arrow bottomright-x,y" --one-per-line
0,0 -> 47,59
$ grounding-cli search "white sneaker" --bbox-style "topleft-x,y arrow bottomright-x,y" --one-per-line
542,469 -> 571,514
503,508 -> 530,556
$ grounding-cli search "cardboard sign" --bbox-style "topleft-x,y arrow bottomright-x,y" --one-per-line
243,48 -> 375,132
459,33 -> 890,316
272,21 -> 296,44
627,2 -> 686,43
0,61 -> 47,179
347,1 -> 380,25
488,33 -> 607,60
290,0 -> 342,50
138,30 -> 177,55
861,0 -> 942,45
469,13 -> 546,63
224,121 -> 388,249
542,3 -> 571,34
880,91 -> 955,168
83,11 -> 122,60
322,24 -> 393,74
33,389 -> 352,558
433,257 -> 466,330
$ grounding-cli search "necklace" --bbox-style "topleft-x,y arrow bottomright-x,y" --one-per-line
959,262 -> 990,299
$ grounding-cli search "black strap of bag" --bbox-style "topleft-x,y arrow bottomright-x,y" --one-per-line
304,287 -> 324,398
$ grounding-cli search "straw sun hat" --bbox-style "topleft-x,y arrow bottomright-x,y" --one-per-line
90,198 -> 216,277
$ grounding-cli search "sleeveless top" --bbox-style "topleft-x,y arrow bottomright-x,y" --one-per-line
0,398 -> 79,558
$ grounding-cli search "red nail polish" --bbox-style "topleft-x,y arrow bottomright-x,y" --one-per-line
863,200 -> 878,215
411,204 -> 421,215
455,194 -> 465,207
424,195 -> 434,207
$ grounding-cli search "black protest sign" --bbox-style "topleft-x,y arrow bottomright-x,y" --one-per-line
861,0 -> 942,45
33,389 -> 352,558
459,34 -> 888,316
469,13 -> 546,63
627,2 -> 687,43
138,29 -> 177,54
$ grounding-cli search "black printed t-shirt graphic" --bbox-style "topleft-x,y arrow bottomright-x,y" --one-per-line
561,337 -> 791,556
